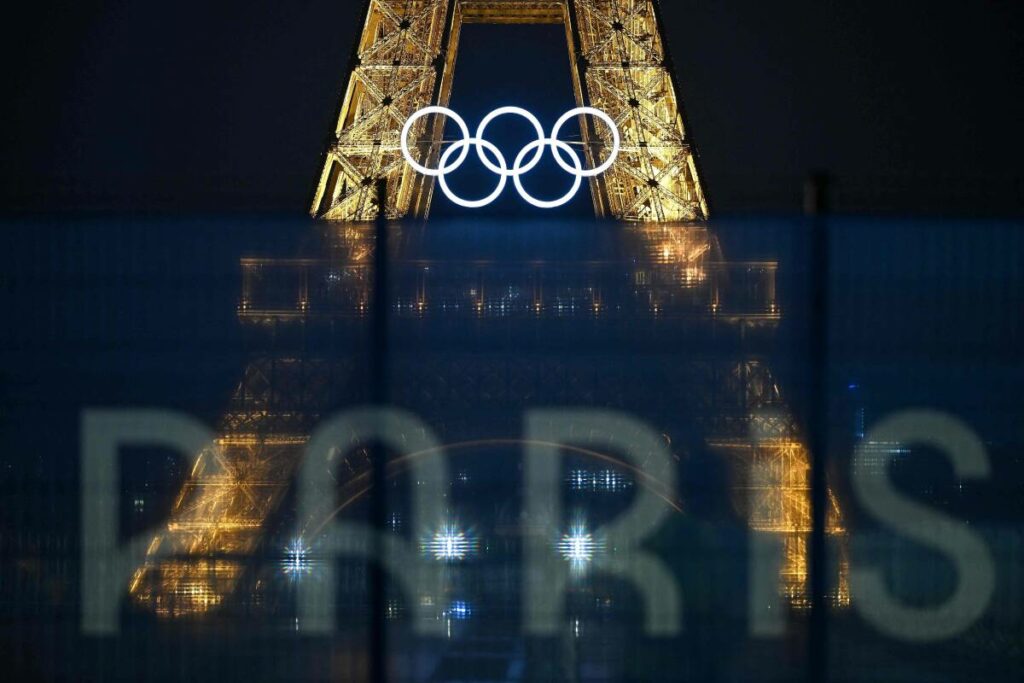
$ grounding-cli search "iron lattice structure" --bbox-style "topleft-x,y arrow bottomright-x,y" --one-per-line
130,2 -> 849,619
130,224 -> 849,616
310,0 -> 709,222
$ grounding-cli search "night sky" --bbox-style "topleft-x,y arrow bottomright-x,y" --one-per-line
3,0 -> 1022,215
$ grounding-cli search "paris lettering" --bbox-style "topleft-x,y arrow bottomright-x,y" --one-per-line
79,407 -> 995,643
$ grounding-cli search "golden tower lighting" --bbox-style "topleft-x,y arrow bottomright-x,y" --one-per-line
130,0 -> 848,619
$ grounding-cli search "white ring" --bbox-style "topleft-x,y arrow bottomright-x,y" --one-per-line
400,106 -> 471,177
437,138 -> 508,208
474,106 -> 546,177
550,107 -> 620,178
512,139 -> 582,209
400,105 -> 619,209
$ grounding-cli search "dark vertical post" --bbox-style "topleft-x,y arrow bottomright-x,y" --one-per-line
805,172 -> 831,683
369,178 -> 390,683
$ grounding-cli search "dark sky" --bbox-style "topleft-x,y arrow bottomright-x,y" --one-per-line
3,0 -> 1022,215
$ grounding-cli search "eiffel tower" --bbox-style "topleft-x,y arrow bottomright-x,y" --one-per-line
130,0 -> 848,625
310,0 -> 708,222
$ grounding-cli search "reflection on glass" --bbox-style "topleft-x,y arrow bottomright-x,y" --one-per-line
128,220 -> 848,621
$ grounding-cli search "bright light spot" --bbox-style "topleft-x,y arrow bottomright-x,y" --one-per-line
568,468 -> 631,493
283,538 -> 312,577
448,600 -> 472,620
563,533 -> 593,562
558,525 -> 599,566
424,522 -> 475,561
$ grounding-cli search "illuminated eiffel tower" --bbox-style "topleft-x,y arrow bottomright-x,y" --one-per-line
130,0 -> 848,620
310,0 -> 708,222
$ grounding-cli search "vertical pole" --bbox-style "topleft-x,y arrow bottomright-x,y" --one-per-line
805,172 -> 831,683
369,178 -> 390,682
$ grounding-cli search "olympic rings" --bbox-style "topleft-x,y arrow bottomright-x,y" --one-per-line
400,105 -> 620,209
513,138 -> 582,209
438,138 -> 507,209
401,106 -> 471,176
475,106 -> 546,177
551,107 -> 620,177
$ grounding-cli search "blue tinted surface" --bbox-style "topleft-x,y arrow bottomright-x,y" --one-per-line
0,216 -> 1021,681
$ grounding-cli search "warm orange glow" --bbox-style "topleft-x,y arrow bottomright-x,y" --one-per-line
311,1 -> 708,222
